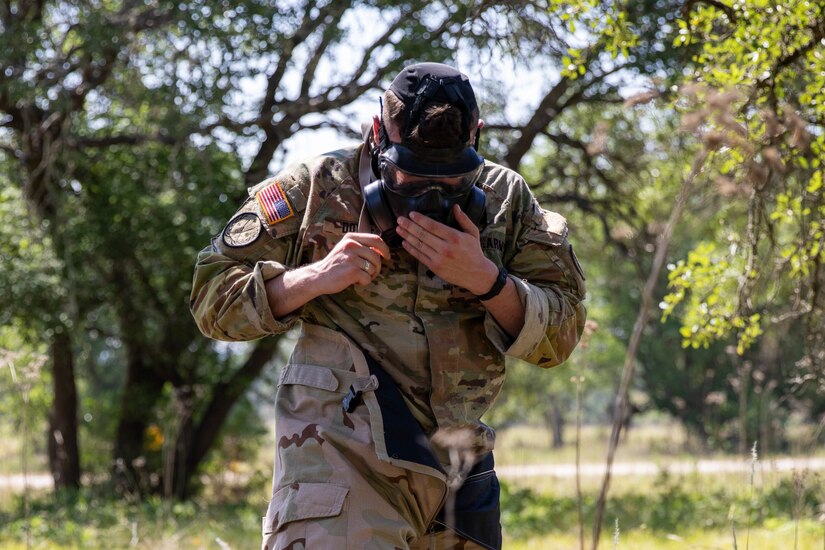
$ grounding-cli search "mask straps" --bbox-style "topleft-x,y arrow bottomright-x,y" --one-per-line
404,76 -> 473,144
377,96 -> 391,151
373,96 -> 391,178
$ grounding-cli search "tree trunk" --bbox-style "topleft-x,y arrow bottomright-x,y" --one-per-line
170,337 -> 281,499
167,385 -> 196,500
737,362 -> 750,455
544,394 -> 565,448
112,345 -> 166,495
47,329 -> 81,490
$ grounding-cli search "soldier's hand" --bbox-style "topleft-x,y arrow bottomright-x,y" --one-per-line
310,232 -> 390,295
396,205 -> 498,295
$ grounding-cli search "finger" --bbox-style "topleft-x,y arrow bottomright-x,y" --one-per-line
356,256 -> 374,275
357,248 -> 383,277
369,246 -> 390,265
349,257 -> 376,286
346,233 -> 391,259
353,267 -> 374,286
453,204 -> 480,237
401,237 -> 434,266
396,222 -> 439,257
406,212 -> 454,240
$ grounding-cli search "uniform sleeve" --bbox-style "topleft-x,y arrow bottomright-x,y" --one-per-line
485,199 -> 587,368
190,185 -> 304,342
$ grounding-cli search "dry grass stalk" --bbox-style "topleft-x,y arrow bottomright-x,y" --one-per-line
590,145 -> 709,549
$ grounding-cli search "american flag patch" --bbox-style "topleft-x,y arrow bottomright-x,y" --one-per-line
256,181 -> 294,225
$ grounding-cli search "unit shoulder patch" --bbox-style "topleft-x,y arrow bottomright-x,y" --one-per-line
541,210 -> 568,236
222,212 -> 263,248
255,181 -> 295,225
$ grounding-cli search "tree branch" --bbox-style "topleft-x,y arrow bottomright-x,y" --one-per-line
65,132 -> 179,148
299,3 -> 350,97
187,337 -> 282,480
247,1 -> 351,185
591,148 -> 709,548
755,19 -> 825,97
683,0 -> 736,21
0,142 -> 18,157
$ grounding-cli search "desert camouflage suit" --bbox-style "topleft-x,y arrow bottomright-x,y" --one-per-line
190,142 -> 586,549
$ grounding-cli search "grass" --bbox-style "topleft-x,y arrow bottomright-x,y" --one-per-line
2,473 -> 823,549
1,421 -> 824,549
505,521 -> 825,550
0,489 -> 260,549
494,420 -> 825,466
0,424 -> 47,477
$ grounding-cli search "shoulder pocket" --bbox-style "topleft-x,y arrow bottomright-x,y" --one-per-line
262,482 -> 348,536
517,209 -> 586,299
522,208 -> 568,247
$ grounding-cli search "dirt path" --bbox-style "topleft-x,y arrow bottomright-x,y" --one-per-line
0,473 -> 54,492
496,456 -> 825,479
3,457 -> 823,491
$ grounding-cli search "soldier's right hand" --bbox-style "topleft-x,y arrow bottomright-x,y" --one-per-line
310,233 -> 390,295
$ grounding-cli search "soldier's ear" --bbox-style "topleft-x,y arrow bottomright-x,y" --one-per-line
472,119 -> 484,151
372,116 -> 381,145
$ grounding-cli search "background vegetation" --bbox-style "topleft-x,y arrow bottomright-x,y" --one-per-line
1,0 -> 823,547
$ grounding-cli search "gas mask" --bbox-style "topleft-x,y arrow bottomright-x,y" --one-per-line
364,65 -> 487,246
364,143 -> 486,246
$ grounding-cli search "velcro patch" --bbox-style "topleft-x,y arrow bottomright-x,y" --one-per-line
537,209 -> 568,237
222,212 -> 263,248
256,181 -> 294,225
323,219 -> 359,235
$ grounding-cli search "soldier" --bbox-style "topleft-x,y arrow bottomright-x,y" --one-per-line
191,62 -> 586,549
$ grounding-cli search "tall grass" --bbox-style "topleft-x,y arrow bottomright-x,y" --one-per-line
747,440 -> 758,550
2,348 -> 46,550
2,421 -> 824,549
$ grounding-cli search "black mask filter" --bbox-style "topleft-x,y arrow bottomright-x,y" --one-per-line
365,63 -> 486,246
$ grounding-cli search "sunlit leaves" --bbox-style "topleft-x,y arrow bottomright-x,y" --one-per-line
661,242 -> 763,354
646,0 -> 825,357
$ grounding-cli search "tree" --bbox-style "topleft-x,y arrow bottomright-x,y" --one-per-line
2,0 -> 484,497
7,0 -> 645,498
659,1 -> 824,413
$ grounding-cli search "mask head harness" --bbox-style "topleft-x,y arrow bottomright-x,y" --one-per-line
365,63 -> 486,246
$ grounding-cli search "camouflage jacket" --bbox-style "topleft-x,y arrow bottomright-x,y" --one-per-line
190,143 -> 586,444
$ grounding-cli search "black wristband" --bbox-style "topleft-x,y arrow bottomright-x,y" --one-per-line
476,266 -> 508,301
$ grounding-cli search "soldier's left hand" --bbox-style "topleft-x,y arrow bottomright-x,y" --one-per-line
396,204 -> 498,295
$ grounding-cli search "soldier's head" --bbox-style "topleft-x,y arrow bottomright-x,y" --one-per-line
374,62 -> 482,160
365,62 -> 486,242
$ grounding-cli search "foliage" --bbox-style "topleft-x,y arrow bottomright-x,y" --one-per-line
500,470 -> 824,540
656,1 -> 825,371
2,0 -> 824,511
662,242 -> 762,354
0,330 -> 51,475
4,0 -> 563,496
522,0 -> 825,448
0,487 -> 261,549
2,466 -> 822,548
0,182 -> 65,334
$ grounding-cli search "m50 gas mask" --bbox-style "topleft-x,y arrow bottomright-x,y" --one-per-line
364,64 -> 487,246
364,142 -> 486,246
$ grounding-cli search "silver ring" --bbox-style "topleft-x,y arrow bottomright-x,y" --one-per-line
362,259 -> 371,273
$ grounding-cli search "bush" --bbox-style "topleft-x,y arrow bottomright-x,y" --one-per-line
500,469 -> 825,540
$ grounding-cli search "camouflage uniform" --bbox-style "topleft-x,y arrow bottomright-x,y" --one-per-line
190,142 -> 586,549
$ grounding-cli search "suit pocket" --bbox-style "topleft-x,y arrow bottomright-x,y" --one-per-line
262,482 -> 349,536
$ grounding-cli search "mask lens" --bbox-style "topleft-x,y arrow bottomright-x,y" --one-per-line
380,160 -> 482,198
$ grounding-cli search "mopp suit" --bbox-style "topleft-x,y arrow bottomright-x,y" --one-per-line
191,132 -> 586,547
